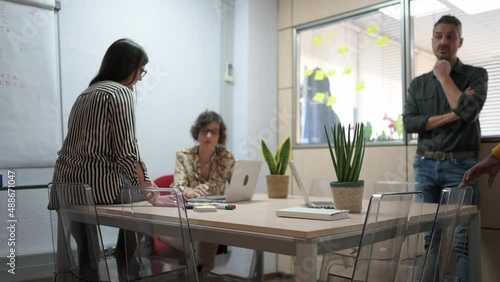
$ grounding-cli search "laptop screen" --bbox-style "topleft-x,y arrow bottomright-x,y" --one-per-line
188,160 -> 262,203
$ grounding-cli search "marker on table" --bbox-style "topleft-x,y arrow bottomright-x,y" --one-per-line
209,203 -> 235,210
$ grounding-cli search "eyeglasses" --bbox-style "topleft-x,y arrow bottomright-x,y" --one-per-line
200,128 -> 219,136
140,68 -> 147,78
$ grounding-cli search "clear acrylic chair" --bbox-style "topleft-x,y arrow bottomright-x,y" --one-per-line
49,182 -> 112,281
50,183 -> 198,282
120,186 -> 198,282
419,187 -> 473,282
320,191 -> 424,282
319,182 -> 421,280
374,181 -> 426,277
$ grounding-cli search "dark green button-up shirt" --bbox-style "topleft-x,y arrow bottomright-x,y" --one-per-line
403,58 -> 488,153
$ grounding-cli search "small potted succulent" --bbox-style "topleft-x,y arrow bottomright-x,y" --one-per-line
261,137 -> 291,198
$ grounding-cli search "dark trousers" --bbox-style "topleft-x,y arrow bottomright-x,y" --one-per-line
113,188 -> 146,256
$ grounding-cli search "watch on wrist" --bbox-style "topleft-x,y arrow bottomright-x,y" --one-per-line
146,191 -> 157,202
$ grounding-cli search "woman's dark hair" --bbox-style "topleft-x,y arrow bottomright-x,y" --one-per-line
89,38 -> 149,86
190,110 -> 228,145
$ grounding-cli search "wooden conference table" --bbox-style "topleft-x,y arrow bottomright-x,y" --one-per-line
88,194 -> 480,282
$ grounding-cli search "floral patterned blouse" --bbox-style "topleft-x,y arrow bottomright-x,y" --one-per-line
172,146 -> 235,196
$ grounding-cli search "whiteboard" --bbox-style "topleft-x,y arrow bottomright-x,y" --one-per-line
0,0 -> 61,169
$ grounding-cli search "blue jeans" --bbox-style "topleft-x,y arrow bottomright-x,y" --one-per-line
414,155 -> 478,282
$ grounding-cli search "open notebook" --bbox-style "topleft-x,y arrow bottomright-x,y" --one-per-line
289,160 -> 336,209
187,160 -> 262,203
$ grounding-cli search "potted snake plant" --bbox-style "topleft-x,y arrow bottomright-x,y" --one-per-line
324,123 -> 365,212
261,137 -> 291,198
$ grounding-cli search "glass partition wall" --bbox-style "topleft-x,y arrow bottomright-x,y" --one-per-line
295,0 -> 500,147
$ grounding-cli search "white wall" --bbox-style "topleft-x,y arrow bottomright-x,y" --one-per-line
217,0 -> 279,276
59,0 -> 224,180
232,0 -> 279,192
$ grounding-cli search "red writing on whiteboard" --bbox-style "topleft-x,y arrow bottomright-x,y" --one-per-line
0,73 -> 26,88
19,45 -> 43,53
28,9 -> 43,22
0,4 -> 11,33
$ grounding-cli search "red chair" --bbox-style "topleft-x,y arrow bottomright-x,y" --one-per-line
154,174 -> 174,196
154,174 -> 174,188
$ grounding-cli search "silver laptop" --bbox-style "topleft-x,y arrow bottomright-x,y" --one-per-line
289,160 -> 336,209
188,160 -> 262,203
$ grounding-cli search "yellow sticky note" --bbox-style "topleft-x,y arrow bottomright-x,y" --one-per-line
327,70 -> 336,77
365,26 -> 378,35
314,70 -> 325,81
355,82 -> 365,92
313,92 -> 326,103
313,36 -> 323,46
342,67 -> 352,75
326,96 -> 336,106
377,36 -> 389,47
305,69 -> 314,77
193,206 -> 217,213
338,45 -> 349,55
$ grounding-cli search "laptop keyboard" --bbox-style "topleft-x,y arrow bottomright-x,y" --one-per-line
312,201 -> 335,206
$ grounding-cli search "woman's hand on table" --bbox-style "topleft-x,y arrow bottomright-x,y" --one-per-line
152,194 -> 178,207
184,182 -> 210,199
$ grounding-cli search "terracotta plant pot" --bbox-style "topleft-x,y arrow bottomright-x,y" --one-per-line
330,180 -> 364,213
266,175 -> 289,198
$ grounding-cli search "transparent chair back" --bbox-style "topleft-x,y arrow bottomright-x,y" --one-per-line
351,192 -> 424,282
374,181 -> 417,193
120,186 -> 198,282
323,191 -> 424,282
49,182 -> 111,281
420,187 -> 473,282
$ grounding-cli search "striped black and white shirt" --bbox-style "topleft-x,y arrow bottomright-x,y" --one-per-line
48,80 -> 149,209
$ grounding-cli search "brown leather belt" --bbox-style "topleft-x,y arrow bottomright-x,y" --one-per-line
417,149 -> 477,161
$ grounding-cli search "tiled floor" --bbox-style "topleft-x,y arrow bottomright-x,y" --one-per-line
205,272 -> 294,282
30,272 -> 294,282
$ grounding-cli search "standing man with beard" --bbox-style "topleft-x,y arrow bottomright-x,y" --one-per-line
403,15 -> 488,281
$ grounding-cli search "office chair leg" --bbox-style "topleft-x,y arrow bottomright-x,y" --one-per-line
249,250 -> 264,281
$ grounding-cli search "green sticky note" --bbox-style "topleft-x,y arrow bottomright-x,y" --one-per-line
313,36 -> 323,46
338,45 -> 349,55
365,26 -> 378,35
377,36 -> 389,47
313,92 -> 326,103
314,70 -> 325,81
342,67 -> 352,75
305,69 -> 314,77
355,82 -> 365,92
326,96 -> 336,106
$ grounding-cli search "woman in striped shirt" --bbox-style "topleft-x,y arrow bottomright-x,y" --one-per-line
48,39 -> 175,274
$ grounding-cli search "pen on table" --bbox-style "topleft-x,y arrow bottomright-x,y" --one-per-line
209,203 -> 235,210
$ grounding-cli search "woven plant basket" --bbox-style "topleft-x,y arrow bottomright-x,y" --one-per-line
266,175 -> 289,198
330,180 -> 364,213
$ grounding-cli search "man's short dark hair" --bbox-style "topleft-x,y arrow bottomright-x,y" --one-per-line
434,15 -> 462,37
